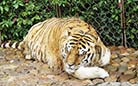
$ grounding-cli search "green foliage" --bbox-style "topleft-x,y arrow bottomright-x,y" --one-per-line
125,0 -> 138,47
0,0 -> 55,41
0,0 -> 138,48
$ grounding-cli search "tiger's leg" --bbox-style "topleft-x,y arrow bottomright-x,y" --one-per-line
23,47 -> 34,60
25,54 -> 32,59
100,48 -> 111,66
74,66 -> 109,79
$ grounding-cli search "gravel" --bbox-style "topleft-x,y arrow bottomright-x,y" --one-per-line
0,47 -> 138,86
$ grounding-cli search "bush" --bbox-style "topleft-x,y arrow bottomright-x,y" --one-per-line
0,0 -> 138,48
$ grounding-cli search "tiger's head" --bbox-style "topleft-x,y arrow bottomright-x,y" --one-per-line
61,32 -> 111,74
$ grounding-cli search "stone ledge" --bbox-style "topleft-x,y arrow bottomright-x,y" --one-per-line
0,46 -> 138,86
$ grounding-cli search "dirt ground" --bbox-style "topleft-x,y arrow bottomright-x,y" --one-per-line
0,46 -> 138,86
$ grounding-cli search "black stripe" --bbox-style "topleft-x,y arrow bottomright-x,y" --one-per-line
71,36 -> 80,39
84,59 -> 88,63
81,44 -> 86,49
2,42 -> 7,48
88,48 -> 90,52
70,39 -> 78,42
85,35 -> 93,40
68,27 -> 73,30
83,37 -> 94,43
90,53 -> 94,60
69,42 -> 75,45
74,33 -> 83,37
15,42 -> 20,48
89,34 -> 98,40
78,43 -> 86,50
87,53 -> 91,58
95,45 -> 102,59
80,39 -> 85,44
9,41 -> 14,47
85,34 -> 97,41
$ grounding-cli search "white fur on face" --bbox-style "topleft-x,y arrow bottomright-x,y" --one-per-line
65,64 -> 76,74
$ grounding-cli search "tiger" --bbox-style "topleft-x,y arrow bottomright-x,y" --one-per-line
1,17 -> 111,79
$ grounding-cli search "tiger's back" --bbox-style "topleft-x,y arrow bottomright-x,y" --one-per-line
23,18 -> 98,68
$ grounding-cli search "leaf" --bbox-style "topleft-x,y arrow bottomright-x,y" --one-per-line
13,4 -> 19,9
130,34 -> 134,39
4,6 -> 9,12
2,1 -> 6,5
115,16 -> 119,21
0,6 -> 3,14
19,2 -> 24,6
130,28 -> 136,33
33,15 -> 40,20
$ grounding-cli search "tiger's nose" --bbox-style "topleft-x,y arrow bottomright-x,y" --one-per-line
68,63 -> 73,67
66,63 -> 75,69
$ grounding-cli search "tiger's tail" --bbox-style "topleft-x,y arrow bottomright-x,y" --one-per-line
1,41 -> 24,50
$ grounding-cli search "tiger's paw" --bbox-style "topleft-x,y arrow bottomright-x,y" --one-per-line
74,66 -> 109,79
25,55 -> 32,59
96,67 -> 109,78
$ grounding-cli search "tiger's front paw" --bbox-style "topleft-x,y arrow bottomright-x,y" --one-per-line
74,66 -> 109,79
97,67 -> 109,78
99,48 -> 111,66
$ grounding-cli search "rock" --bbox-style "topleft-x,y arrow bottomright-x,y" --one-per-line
121,57 -> 130,63
127,48 -> 135,53
129,77 -> 138,84
82,80 -> 93,85
39,64 -> 53,75
131,50 -> 138,57
104,75 -> 117,82
118,46 -> 130,57
124,69 -> 136,75
128,60 -> 138,69
120,69 -> 136,82
0,64 -> 18,70
1,47 -> 138,86
57,72 -> 70,80
119,74 -> 135,82
97,82 -> 121,86
0,71 -> 7,79
121,82 -> 132,86
63,80 -> 89,86
109,82 -> 121,86
9,58 -> 25,65
29,69 -> 38,75
111,54 -> 118,59
104,72 -> 120,82
107,65 -> 117,72
0,59 -> 8,65
15,64 -> 31,75
110,46 -> 118,51
118,46 -> 125,49
119,62 -> 128,73
92,79 -> 104,85
133,84 -> 138,86
0,55 -> 5,59
111,63 -> 120,68
136,68 -> 138,76
113,58 -> 121,64
120,52 -> 129,57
